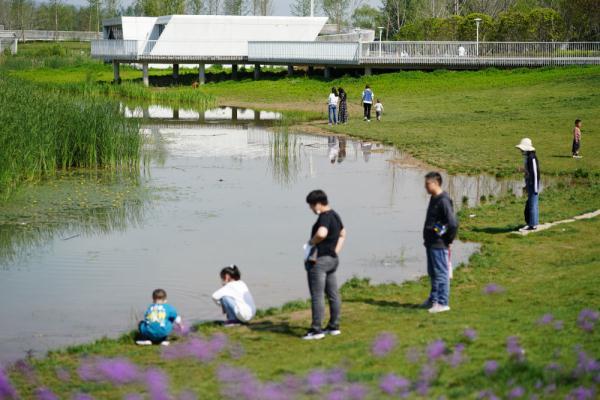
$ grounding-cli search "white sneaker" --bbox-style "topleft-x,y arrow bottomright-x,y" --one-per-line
136,340 -> 152,346
160,341 -> 170,346
302,330 -> 326,340
324,328 -> 341,336
428,304 -> 450,314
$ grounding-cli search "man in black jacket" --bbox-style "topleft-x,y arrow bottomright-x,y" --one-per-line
422,172 -> 458,314
516,138 -> 540,231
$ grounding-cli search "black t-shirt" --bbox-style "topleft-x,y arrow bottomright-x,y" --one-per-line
311,210 -> 344,258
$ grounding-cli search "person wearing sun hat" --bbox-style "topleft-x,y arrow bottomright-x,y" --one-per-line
516,138 -> 540,231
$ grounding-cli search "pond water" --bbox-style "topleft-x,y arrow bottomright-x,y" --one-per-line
0,106 -> 525,363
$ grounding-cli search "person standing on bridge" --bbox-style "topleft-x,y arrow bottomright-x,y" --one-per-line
362,85 -> 374,122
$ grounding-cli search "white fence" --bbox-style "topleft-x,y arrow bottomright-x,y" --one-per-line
248,41 -> 360,64
15,30 -> 101,42
360,41 -> 600,66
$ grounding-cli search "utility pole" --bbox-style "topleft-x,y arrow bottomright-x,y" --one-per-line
310,0 -> 314,17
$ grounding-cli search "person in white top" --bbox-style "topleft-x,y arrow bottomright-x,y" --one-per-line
458,45 -> 466,57
212,265 -> 256,326
327,87 -> 339,125
374,99 -> 384,121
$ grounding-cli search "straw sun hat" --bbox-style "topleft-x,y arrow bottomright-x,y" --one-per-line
516,138 -> 535,152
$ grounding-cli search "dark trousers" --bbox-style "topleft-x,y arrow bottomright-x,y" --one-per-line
363,103 -> 372,120
306,256 -> 341,331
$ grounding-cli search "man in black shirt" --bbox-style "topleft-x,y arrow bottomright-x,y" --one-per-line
303,190 -> 346,340
422,172 -> 458,314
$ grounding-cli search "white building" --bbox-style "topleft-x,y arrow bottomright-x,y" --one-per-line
92,15 -> 327,85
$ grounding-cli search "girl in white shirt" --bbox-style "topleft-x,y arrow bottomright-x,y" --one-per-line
327,87 -> 339,125
212,265 -> 256,326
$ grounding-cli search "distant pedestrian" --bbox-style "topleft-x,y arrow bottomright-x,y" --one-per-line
421,172 -> 458,314
303,190 -> 346,340
362,85 -> 374,122
572,119 -> 582,158
212,265 -> 256,327
458,45 -> 466,57
327,87 -> 339,125
338,88 -> 348,124
136,289 -> 182,346
516,138 -> 540,231
374,99 -> 384,121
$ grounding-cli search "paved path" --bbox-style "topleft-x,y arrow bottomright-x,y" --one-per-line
515,209 -> 600,235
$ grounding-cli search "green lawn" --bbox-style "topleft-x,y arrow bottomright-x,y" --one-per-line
2,43 -> 599,399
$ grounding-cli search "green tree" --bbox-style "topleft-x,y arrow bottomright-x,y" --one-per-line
351,4 -> 382,29
457,12 -> 495,40
322,0 -> 351,32
290,0 -> 313,16
104,0 -> 121,18
381,0 -> 421,38
560,0 -> 600,41
526,7 -> 565,41
186,0 -> 204,14
223,0 -> 243,14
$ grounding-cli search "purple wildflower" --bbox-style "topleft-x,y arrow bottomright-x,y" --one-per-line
85,358 -> 139,385
426,339 -> 446,361
123,395 -> 143,400
326,368 -> 346,385
537,313 -> 554,325
506,336 -> 526,362
327,389 -> 345,400
346,383 -> 368,400
259,383 -> 289,400
371,332 -> 397,357
14,359 -> 36,383
0,368 -> 17,399
483,283 -> 505,295
35,387 -> 58,400
177,391 -> 197,400
477,390 -> 500,400
553,320 -> 564,331
145,369 -> 170,400
463,328 -> 477,342
507,386 -> 525,399
416,364 -> 438,396
484,360 -> 499,376
163,334 -> 228,362
305,369 -> 328,393
448,343 -> 466,368
72,395 -> 95,400
573,351 -> 599,378
55,367 -> 70,382
577,309 -> 599,333
379,373 -> 410,396
566,386 -> 596,400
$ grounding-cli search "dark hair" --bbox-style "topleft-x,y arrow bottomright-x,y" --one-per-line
220,265 -> 241,281
338,87 -> 345,95
425,172 -> 443,186
152,288 -> 167,301
306,189 -> 328,206
365,84 -> 370,89
575,119 -> 581,125
331,87 -> 338,96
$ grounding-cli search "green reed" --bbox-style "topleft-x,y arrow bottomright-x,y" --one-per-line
0,74 -> 141,198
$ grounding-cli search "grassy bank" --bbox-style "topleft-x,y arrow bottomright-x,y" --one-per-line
0,74 -> 141,198
1,43 -> 598,399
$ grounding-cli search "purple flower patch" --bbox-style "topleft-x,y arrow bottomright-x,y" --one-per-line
477,389 -> 500,400
78,358 -> 140,386
483,283 -> 505,295
537,313 -> 554,325
484,360 -> 499,376
305,369 -> 328,393
35,387 -> 58,400
577,309 -> 599,333
379,373 -> 410,396
163,334 -> 229,363
0,368 -> 17,399
506,386 -> 525,399
426,340 -> 446,361
565,386 -> 596,400
145,368 -> 170,400
506,336 -> 526,362
371,332 -> 397,357
447,343 -> 466,368
463,328 -> 477,342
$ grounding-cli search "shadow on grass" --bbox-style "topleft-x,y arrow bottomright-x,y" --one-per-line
345,298 -> 422,309
550,154 -> 575,159
247,320 -> 304,338
471,225 -> 521,234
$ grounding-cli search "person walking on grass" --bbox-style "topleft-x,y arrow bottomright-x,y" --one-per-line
374,99 -> 384,121
338,87 -> 348,124
303,190 -> 346,340
572,119 -> 582,158
421,172 -> 458,314
516,138 -> 540,231
362,85 -> 374,122
327,87 -> 339,125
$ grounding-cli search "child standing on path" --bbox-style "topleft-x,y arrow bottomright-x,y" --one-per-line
137,289 -> 182,346
361,85 -> 374,122
572,119 -> 582,158
375,99 -> 384,121
212,265 -> 256,327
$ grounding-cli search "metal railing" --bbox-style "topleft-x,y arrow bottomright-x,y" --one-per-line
248,41 -> 360,64
360,41 -> 600,66
15,30 -> 101,42
91,39 -> 139,59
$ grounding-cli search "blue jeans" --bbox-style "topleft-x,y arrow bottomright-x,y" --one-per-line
328,105 -> 337,124
526,191 -> 539,227
426,247 -> 450,306
221,296 -> 240,322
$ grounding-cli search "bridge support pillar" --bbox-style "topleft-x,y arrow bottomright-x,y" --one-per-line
142,63 -> 149,87
232,64 -> 239,80
287,65 -> 294,77
364,67 -> 372,76
324,67 -> 332,80
254,64 -> 261,80
112,61 -> 120,83
173,108 -> 179,119
307,66 -> 314,76
172,64 -> 179,80
198,63 -> 206,85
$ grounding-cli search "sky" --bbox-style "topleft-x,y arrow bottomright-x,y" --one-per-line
61,0 -> 382,14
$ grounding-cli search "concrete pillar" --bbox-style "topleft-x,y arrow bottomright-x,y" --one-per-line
307,66 -> 314,75
198,63 -> 206,85
173,108 -> 179,119
11,37 -> 18,54
254,64 -> 261,80
232,107 -> 238,122
142,63 -> 149,87
324,67 -> 332,80
287,65 -> 294,77
364,66 -> 372,76
172,64 -> 179,80
112,61 -> 120,83
254,109 -> 261,122
232,64 -> 239,80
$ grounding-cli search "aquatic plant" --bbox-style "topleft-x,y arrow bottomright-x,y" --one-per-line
0,75 -> 141,198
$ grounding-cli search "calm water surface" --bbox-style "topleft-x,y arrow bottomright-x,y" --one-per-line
0,106 -> 524,362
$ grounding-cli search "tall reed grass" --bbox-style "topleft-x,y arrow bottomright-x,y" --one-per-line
0,74 -> 141,198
